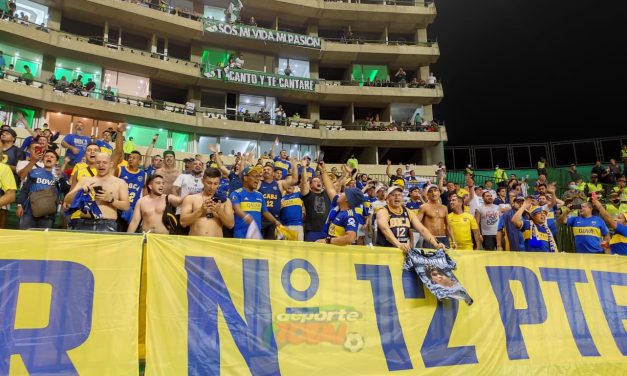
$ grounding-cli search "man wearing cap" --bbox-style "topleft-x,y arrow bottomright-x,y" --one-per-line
512,199 -> 558,252
585,174 -> 604,198
259,158 -> 297,239
417,184 -> 456,249
497,195 -> 526,251
230,165 -> 281,239
180,167 -> 234,237
156,150 -> 181,195
1,127 -> 23,175
316,162 -> 364,245
559,201 -> 610,254
377,185 -> 444,252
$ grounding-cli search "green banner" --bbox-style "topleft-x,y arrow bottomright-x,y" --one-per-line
203,66 -> 316,92
203,19 -> 321,49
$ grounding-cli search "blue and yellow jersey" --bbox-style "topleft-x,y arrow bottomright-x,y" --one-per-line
218,177 -> 230,195
95,140 -> 113,154
298,166 -> 315,181
519,219 -> 552,252
70,164 -> 97,220
280,192 -> 303,226
406,200 -> 422,217
324,195 -> 358,237
544,205 -> 558,237
610,223 -> 627,256
259,180 -> 281,218
273,156 -> 291,180
230,188 -> 267,238
354,204 -> 365,225
566,216 -> 609,254
118,165 -> 146,223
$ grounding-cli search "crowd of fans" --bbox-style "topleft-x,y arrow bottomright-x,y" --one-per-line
0,123 -> 624,256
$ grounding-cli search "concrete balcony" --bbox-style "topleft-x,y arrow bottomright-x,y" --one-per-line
0,78 -> 446,147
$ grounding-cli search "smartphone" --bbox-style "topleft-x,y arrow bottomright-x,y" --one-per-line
316,151 -> 325,164
212,196 -> 225,203
34,145 -> 44,155
571,204 -> 582,210
93,186 -> 104,194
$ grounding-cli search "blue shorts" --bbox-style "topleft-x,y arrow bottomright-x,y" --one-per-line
305,231 -> 327,242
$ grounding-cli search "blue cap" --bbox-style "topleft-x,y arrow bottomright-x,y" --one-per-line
345,188 -> 366,209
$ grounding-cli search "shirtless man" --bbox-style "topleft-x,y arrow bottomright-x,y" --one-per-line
127,174 -> 182,234
417,185 -> 456,249
64,153 -> 130,232
156,150 -> 181,195
180,167 -> 234,237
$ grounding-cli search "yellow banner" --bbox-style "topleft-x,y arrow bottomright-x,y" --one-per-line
0,230 -> 143,375
146,235 -> 627,375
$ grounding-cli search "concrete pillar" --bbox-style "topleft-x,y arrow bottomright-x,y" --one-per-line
343,103 -> 354,124
103,21 -> 109,43
383,25 -> 389,45
187,86 -> 201,103
419,66 -> 430,80
273,16 -> 279,30
40,54 -> 56,81
308,102 -> 320,121
264,55 -> 275,73
150,34 -> 158,53
309,61 -> 319,79
47,8 -> 61,30
306,22 -> 318,37
359,147 -> 377,165
193,1 -> 204,15
163,37 -> 168,56
416,28 -> 428,44
422,105 -> 433,121
190,41 -> 203,64
382,104 -> 392,122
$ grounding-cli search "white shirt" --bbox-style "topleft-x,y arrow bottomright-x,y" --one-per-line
469,195 -> 484,217
173,173 -> 204,214
427,74 -> 436,85
235,57 -> 244,68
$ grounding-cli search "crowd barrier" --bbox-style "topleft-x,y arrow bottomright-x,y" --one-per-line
1,230 -> 626,375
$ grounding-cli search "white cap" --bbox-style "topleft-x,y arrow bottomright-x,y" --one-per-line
387,186 -> 403,196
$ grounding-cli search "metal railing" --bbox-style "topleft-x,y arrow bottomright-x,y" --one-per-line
324,37 -> 437,47
444,136 -> 627,170
323,0 -> 433,6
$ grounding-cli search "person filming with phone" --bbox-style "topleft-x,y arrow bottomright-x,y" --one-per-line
180,167 -> 234,237
64,153 -> 129,232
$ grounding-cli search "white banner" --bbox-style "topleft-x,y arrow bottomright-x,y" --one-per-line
203,67 -> 317,92
204,20 -> 322,49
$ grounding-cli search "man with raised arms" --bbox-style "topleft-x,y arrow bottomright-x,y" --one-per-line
417,185 -> 456,249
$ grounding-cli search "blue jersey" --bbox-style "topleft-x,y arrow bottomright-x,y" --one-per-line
17,167 -> 59,216
218,177 -> 230,195
498,210 -> 525,251
544,204 -> 558,237
406,200 -> 422,218
96,140 -> 113,154
228,171 -> 242,193
405,176 -> 420,190
519,219 -> 552,252
230,188 -> 267,238
280,192 -> 303,226
259,180 -> 281,218
363,196 -> 376,218
145,165 -> 156,177
119,165 -> 146,223
324,195 -> 359,237
298,166 -> 315,181
63,134 -> 91,163
273,157 -> 291,179
567,216 -> 609,254
610,223 -> 627,256
20,136 -> 34,152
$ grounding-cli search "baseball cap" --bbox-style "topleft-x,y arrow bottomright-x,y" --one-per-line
242,165 -> 262,176
387,185 -> 404,196
527,205 -> 547,216
345,188 -> 366,209
514,196 -> 525,202
0,128 -> 17,140
426,184 -> 439,192
408,186 -> 420,193
163,150 -> 175,158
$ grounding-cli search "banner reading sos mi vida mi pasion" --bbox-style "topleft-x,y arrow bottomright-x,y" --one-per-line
145,235 -> 627,375
203,20 -> 322,49
0,230 -> 143,375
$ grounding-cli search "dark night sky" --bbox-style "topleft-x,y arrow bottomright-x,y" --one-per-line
430,0 -> 627,146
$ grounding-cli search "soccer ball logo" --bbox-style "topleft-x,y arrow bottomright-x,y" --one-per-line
343,332 -> 365,352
